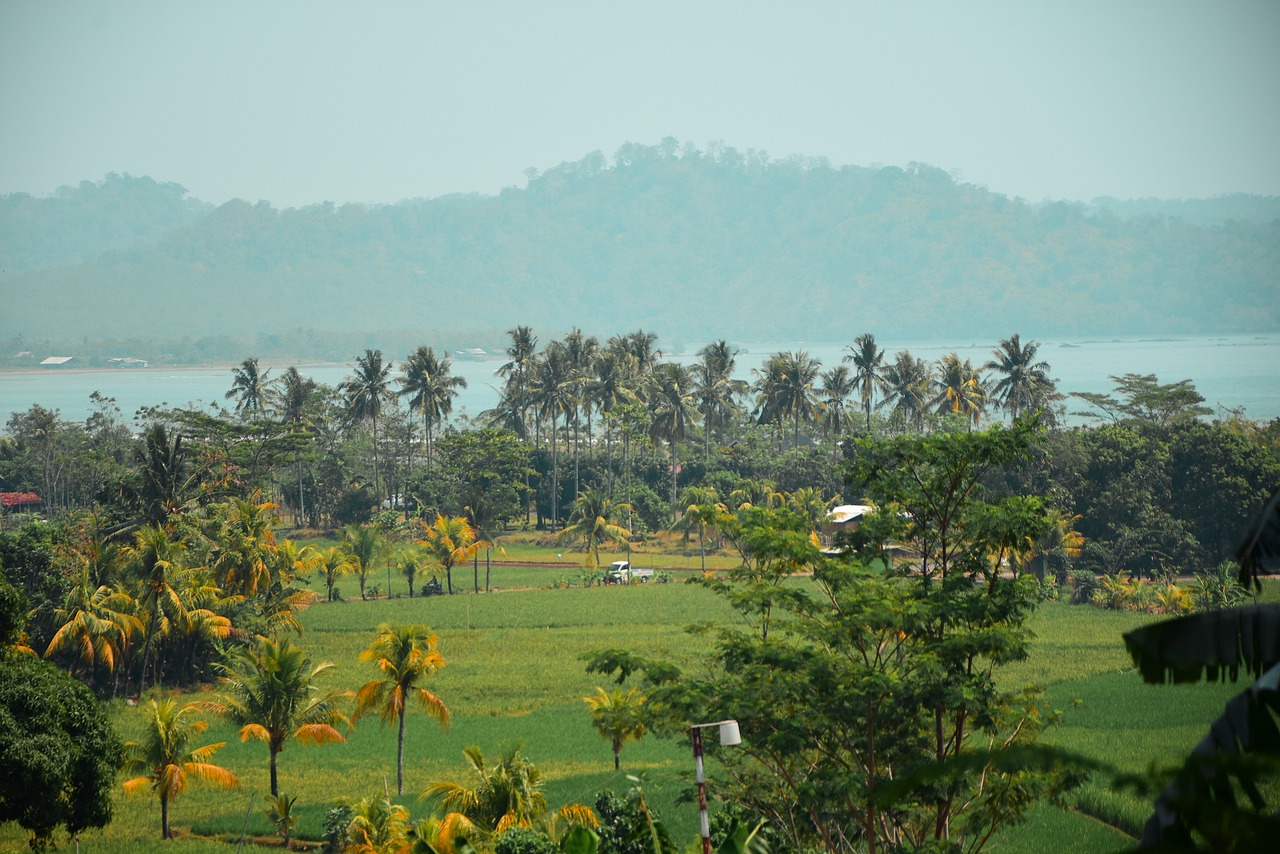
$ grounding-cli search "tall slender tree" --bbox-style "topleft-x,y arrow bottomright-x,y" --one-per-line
122,698 -> 238,840
398,346 -> 467,478
818,364 -> 856,437
340,349 -> 394,500
649,362 -> 699,524
844,333 -> 886,432
932,353 -> 987,429
226,357 -> 271,415
202,637 -> 349,798
695,340 -> 747,462
984,334 -> 1055,422
352,623 -> 450,795
880,350 -> 932,432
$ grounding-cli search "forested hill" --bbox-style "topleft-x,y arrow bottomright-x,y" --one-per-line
3,144 -> 1277,356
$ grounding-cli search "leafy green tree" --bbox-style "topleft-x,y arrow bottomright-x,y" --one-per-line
818,364 -> 855,437
879,350 -> 932,432
584,686 -> 647,770
0,654 -> 123,849
352,623 -> 450,795
588,424 -> 1074,852
203,636 -> 349,797
1072,373 -> 1213,425
556,489 -> 632,567
753,350 -> 821,444
122,696 -> 237,840
695,340 -> 748,462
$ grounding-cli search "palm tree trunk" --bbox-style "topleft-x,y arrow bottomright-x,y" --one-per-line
397,708 -> 407,795
161,791 -> 170,839
270,748 -> 280,798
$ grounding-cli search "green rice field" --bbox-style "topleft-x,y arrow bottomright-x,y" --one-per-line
4,566 -> 1275,853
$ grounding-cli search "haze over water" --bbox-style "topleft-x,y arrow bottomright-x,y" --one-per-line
3,333 -> 1275,427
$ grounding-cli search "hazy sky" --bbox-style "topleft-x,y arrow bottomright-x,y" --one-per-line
3,1 -> 1277,208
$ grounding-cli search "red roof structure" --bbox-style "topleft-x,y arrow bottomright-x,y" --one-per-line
1,492 -> 42,508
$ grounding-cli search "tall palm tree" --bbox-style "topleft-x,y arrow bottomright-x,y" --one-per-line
983,334 -> 1055,422
131,423 -> 203,528
352,623 -> 450,795
562,328 -> 599,476
418,515 -> 486,595
587,349 -> 640,493
398,346 -> 468,478
754,351 -> 821,444
340,349 -> 394,499
556,488 -> 632,567
125,524 -> 189,693
880,350 -> 932,432
818,365 -> 856,437
497,325 -> 539,437
695,340 -> 747,462
122,697 -> 239,839
534,343 -> 575,530
226,357 -> 271,416
648,362 -> 699,524
932,353 -> 987,429
844,333 -> 886,432
202,636 -> 349,798
584,686 -> 647,771
273,367 -> 317,524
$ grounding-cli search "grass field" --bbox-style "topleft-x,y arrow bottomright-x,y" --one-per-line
4,563 -> 1275,853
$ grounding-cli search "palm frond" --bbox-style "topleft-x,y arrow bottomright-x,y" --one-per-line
1123,604 -> 1280,684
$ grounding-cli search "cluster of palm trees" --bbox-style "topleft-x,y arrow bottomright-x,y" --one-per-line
44,498 -> 315,699
121,622 -> 450,839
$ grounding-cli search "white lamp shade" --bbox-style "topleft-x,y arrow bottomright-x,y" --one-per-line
718,720 -> 741,746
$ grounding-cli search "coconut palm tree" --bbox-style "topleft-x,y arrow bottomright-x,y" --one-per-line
124,524 -> 190,693
342,524 -> 383,601
534,343 -> 575,530
984,334 -> 1056,422
753,351 -> 821,445
418,515 -> 486,595
272,367 -> 318,524
497,325 -> 539,437
315,546 -> 355,602
844,333 -> 886,432
932,353 -> 987,429
203,637 -> 349,798
226,357 -> 272,415
556,489 -> 632,568
695,340 -> 747,462
131,423 -> 204,528
649,362 -> 699,524
584,686 -> 647,770
421,745 -> 549,841
880,350 -> 932,432
818,364 -> 856,438
587,349 -> 641,493
122,697 -> 238,839
340,349 -> 394,499
398,346 -> 468,478
352,624 -> 450,795
677,485 -> 724,572
45,559 -> 141,692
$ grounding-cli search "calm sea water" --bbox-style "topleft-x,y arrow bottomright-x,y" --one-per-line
2,333 -> 1277,427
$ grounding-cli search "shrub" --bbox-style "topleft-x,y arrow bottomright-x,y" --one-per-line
1070,570 -> 1099,605
495,826 -> 559,854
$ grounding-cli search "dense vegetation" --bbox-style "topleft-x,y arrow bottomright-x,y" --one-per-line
1,326 -> 1278,850
2,143 -> 1277,366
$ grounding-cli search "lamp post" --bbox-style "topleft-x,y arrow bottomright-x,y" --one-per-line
690,719 -> 741,854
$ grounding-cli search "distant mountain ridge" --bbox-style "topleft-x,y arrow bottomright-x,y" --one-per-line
2,144 -> 1277,358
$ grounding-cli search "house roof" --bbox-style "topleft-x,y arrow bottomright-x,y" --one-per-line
1,492 -> 42,507
39,356 -> 74,366
827,504 -> 875,525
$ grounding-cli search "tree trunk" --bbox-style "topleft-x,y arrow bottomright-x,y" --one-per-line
161,791 -> 170,839
270,748 -> 279,798
397,708 -> 407,795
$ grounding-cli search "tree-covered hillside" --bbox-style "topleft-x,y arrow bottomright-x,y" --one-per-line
2,143 -> 1276,356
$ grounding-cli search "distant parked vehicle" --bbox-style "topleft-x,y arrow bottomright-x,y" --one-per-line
605,560 -> 654,584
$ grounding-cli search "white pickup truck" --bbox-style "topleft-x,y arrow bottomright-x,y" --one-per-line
605,560 -> 654,584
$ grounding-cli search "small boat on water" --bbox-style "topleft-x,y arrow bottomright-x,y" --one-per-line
454,348 -> 489,361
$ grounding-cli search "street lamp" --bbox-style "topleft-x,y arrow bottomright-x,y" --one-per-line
690,719 -> 741,854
